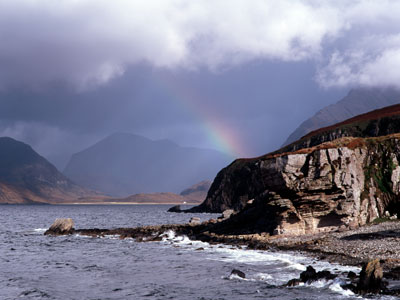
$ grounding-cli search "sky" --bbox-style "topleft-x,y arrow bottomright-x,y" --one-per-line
1,0 -> 400,169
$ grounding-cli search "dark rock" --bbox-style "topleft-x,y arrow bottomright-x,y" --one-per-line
286,278 -> 301,287
195,247 -> 204,251
357,259 -> 386,294
384,266 -> 400,280
347,271 -> 357,280
230,269 -> 246,279
44,218 -> 75,235
168,205 -> 182,213
286,266 -> 337,287
300,266 -> 317,283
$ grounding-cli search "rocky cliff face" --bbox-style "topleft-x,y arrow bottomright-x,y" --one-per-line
193,134 -> 400,236
279,104 -> 400,155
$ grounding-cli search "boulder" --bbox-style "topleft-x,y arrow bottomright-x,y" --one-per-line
167,205 -> 182,213
357,259 -> 386,294
189,217 -> 201,225
222,209 -> 234,219
286,266 -> 337,286
44,218 -> 75,235
230,269 -> 246,279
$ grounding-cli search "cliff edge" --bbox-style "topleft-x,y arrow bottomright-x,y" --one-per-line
190,105 -> 400,235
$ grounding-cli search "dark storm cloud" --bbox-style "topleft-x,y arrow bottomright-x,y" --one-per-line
0,1 -> 399,168
3,1 -> 400,89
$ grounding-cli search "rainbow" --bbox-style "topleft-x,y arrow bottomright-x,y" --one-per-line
156,73 -> 247,158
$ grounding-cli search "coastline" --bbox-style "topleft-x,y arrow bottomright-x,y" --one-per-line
44,216 -> 400,295
47,218 -> 400,271
58,202 -> 199,205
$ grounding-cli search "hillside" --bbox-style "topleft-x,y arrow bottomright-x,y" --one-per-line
0,137 -> 98,204
64,133 -> 232,196
189,104 -> 400,236
283,87 -> 400,146
99,180 -> 211,204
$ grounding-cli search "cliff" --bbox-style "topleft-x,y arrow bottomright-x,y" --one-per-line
283,87 -> 400,146
195,135 -> 400,235
191,106 -> 400,235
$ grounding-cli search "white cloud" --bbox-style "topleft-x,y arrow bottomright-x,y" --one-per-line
0,0 -> 400,88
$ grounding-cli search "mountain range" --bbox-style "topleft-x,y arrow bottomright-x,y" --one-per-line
63,133 -> 232,196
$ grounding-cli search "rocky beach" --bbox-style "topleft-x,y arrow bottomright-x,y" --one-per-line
45,216 -> 400,296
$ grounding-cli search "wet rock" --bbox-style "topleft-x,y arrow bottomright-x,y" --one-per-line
167,205 -> 182,213
357,259 -> 386,294
347,271 -> 357,280
189,217 -> 201,225
286,266 -> 337,286
230,269 -> 246,279
44,218 -> 74,235
286,278 -> 301,287
384,266 -> 400,280
300,266 -> 317,283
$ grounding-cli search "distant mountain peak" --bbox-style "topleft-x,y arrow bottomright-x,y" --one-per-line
64,134 -> 232,197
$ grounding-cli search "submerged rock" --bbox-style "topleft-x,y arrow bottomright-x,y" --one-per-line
230,269 -> 246,279
44,218 -> 75,235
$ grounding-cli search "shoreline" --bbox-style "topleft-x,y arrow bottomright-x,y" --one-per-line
47,218 -> 400,271
58,202 -> 200,205
44,217 -> 400,295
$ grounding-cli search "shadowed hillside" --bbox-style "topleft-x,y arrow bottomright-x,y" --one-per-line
283,87 -> 400,146
64,133 -> 233,196
0,137 -> 97,204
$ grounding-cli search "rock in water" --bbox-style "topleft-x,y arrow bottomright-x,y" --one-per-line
189,217 -> 201,225
230,269 -> 246,279
286,265 -> 336,286
167,205 -> 182,213
300,266 -> 317,283
44,218 -> 75,235
357,259 -> 385,294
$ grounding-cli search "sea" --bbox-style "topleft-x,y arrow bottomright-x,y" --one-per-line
0,204 -> 395,300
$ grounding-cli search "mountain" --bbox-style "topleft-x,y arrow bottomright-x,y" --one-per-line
189,104 -> 400,236
97,180 -> 212,204
180,180 -> 211,202
283,87 -> 400,146
63,133 -> 233,196
0,137 -> 97,204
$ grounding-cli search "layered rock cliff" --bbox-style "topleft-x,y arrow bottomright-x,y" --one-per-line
196,135 -> 400,235
191,105 -> 400,235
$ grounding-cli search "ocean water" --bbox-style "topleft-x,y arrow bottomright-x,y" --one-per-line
0,204 -> 393,300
